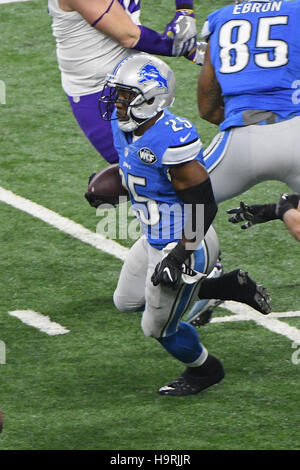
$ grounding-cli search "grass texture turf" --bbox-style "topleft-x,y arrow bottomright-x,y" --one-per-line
0,0 -> 299,451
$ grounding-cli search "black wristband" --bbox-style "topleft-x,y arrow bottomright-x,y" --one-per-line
277,201 -> 296,219
276,193 -> 300,220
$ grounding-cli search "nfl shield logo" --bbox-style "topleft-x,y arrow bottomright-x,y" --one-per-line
138,147 -> 157,165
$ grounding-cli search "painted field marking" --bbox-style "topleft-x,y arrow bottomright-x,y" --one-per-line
0,341 -> 6,364
0,187 -> 127,261
0,0 -> 31,4
1,185 -> 300,342
213,301 -> 300,343
8,310 -> 70,336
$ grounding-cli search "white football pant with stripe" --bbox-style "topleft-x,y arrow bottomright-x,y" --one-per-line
113,226 -> 219,339
204,116 -> 300,203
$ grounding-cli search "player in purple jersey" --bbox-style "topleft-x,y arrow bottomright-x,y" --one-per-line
49,0 -> 203,164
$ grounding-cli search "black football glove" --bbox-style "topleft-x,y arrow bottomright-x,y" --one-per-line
151,255 -> 183,291
275,193 -> 300,219
151,242 -> 191,290
227,201 -> 279,229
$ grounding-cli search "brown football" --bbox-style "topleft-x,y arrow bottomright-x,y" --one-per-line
87,163 -> 128,205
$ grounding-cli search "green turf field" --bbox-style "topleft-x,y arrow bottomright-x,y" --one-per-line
0,0 -> 299,451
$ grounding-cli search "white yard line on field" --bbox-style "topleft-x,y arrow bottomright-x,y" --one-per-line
214,301 -> 300,343
0,0 -> 31,4
8,310 -> 70,335
1,185 -> 300,342
0,187 -> 128,261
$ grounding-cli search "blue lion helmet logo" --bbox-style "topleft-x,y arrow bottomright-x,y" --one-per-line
138,64 -> 169,90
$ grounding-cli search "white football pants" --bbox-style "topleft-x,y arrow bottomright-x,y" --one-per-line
204,116 -> 300,203
113,226 -> 219,339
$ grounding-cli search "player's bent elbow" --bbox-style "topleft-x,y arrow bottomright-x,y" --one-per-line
119,37 -> 136,49
198,104 -> 214,122
199,109 -> 213,123
199,108 -> 223,126
118,31 -> 140,49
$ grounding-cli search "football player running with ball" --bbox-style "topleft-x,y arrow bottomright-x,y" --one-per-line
96,54 -> 271,396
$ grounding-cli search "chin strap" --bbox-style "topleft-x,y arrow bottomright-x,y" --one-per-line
118,109 -> 154,132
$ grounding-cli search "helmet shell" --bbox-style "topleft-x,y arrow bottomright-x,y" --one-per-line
111,53 -> 176,120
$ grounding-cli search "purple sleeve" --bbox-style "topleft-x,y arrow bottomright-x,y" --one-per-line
176,0 -> 193,9
133,25 -> 174,56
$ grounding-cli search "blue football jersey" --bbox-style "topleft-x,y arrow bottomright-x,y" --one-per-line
202,0 -> 300,130
111,109 -> 204,250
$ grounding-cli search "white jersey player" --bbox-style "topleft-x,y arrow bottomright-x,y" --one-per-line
48,0 -> 201,163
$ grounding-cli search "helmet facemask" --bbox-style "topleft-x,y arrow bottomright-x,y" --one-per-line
99,82 -> 157,131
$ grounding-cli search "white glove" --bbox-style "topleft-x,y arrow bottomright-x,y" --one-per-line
186,41 -> 207,66
171,15 -> 197,57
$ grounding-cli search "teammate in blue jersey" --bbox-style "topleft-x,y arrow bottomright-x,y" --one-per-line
197,0 -> 300,202
49,0 -> 203,164
95,53 -> 271,396
187,0 -> 300,327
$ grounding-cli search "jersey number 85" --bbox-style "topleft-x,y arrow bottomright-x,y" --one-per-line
219,16 -> 289,73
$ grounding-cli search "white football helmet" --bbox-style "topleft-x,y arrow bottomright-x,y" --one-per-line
99,53 -> 176,132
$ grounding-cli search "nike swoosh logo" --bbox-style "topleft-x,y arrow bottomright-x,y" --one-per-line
180,132 -> 191,143
163,267 -> 173,282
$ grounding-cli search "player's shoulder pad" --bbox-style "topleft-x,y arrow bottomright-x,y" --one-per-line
161,114 -> 203,166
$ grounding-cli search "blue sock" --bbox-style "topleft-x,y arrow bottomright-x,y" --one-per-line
158,321 -> 203,364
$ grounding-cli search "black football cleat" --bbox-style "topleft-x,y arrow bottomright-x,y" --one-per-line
198,269 -> 272,315
158,355 -> 225,397
233,270 -> 271,315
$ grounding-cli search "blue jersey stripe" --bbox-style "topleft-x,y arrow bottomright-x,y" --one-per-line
161,242 -> 209,337
203,131 -> 231,173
